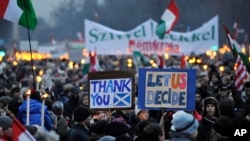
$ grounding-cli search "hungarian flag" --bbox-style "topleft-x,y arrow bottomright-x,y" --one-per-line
223,24 -> 250,73
82,50 -> 100,75
12,118 -> 36,141
0,0 -> 37,30
180,54 -> 190,69
157,54 -> 166,68
156,0 -> 179,39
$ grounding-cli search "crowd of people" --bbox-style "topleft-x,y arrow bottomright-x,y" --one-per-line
0,52 -> 249,141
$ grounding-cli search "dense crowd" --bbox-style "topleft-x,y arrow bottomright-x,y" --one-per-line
0,53 -> 249,141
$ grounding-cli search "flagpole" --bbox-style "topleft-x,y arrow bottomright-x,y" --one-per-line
23,0 -> 36,90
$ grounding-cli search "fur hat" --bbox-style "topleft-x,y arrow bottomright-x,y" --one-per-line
73,106 -> 91,122
202,97 -> 220,117
171,111 -> 199,135
0,115 -> 12,131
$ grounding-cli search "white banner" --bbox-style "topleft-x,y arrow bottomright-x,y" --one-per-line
85,15 -> 218,55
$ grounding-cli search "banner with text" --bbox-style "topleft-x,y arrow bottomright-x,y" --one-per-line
88,70 -> 135,110
137,68 -> 196,111
85,15 -> 218,55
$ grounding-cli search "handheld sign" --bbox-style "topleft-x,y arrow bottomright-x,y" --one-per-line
137,68 -> 196,111
88,70 -> 135,110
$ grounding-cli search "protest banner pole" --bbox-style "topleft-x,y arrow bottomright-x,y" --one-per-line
108,107 -> 112,122
162,108 -> 165,130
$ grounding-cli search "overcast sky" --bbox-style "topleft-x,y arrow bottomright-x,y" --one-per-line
33,0 -> 66,22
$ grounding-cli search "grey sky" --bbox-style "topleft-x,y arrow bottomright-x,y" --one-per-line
33,0 -> 67,23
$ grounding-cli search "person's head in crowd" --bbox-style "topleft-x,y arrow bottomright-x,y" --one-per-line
211,72 -> 221,84
135,106 -> 149,121
52,101 -> 64,116
170,111 -> 199,140
244,81 -> 250,97
218,98 -> 235,117
219,84 -> 230,98
104,121 -> 130,137
90,120 -> 108,140
26,125 -> 59,141
63,83 -> 74,94
112,117 -> 131,128
10,86 -> 20,98
0,96 -> 12,107
141,123 -> 165,141
0,115 -> 13,140
202,96 -> 220,118
222,75 -> 231,86
195,89 -> 202,113
79,93 -> 89,107
135,120 -> 151,136
20,87 -> 28,101
111,110 -> 128,122
199,71 -> 209,85
30,89 -> 41,102
212,116 -> 234,141
98,135 -> 116,141
73,106 -> 91,126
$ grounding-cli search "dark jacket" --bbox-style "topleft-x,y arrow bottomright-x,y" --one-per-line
68,123 -> 91,141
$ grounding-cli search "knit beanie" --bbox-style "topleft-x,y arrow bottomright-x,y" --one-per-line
171,111 -> 199,135
104,121 -> 129,137
74,106 -> 91,122
98,135 -> 116,141
0,115 -> 12,131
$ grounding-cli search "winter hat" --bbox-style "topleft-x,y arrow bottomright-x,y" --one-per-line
30,90 -> 41,101
212,116 -> 233,137
0,116 -> 12,131
98,135 -> 116,141
202,97 -> 220,117
74,106 -> 91,122
90,120 -> 108,135
219,98 -> 235,117
104,121 -> 129,137
112,118 -> 131,128
171,111 -> 199,135
135,105 -> 147,116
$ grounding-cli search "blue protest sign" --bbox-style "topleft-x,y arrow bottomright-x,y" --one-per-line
137,68 -> 196,111
88,70 -> 135,110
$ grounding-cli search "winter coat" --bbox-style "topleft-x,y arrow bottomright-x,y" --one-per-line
68,123 -> 91,141
17,99 -> 53,131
